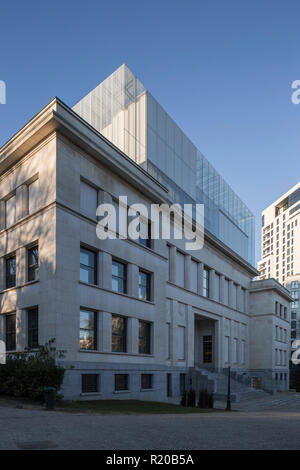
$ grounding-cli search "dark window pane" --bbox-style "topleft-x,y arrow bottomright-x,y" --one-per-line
139,321 -> 151,354
112,316 -> 127,352
112,261 -> 126,294
80,309 -> 97,350
203,335 -> 213,363
80,247 -> 97,284
180,373 -> 186,395
139,271 -> 151,301
6,314 -> 16,351
28,308 -> 38,349
141,374 -> 152,389
28,246 -> 39,281
167,373 -> 172,397
81,374 -> 98,393
6,256 -> 16,289
115,374 -> 128,391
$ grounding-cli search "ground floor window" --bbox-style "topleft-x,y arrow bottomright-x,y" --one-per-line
167,373 -> 172,397
27,307 -> 38,349
6,314 -> 16,351
81,374 -> 99,393
203,335 -> 212,363
180,373 -> 186,395
141,374 -> 153,390
115,374 -> 129,391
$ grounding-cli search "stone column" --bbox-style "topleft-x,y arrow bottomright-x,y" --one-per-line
101,312 -> 112,352
16,184 -> 28,220
184,255 -> 191,291
236,285 -> 241,311
0,257 -> 5,291
169,246 -> 176,284
186,305 -> 194,367
0,314 -> 5,342
219,275 -> 225,305
0,200 -> 5,230
170,299 -> 178,365
16,247 -> 26,286
16,309 -> 26,351
197,262 -> 204,295
128,317 -> 139,354
228,280 -> 234,308
209,269 -> 216,301
99,251 -> 112,290
127,264 -> 139,298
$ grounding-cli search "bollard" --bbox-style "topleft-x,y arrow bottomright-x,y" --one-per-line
44,387 -> 56,410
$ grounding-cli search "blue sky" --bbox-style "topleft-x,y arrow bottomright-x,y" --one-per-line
0,0 -> 300,264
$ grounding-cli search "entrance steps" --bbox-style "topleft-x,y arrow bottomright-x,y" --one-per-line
190,367 -> 271,403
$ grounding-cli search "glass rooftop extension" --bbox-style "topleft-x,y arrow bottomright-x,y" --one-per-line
73,64 -> 255,265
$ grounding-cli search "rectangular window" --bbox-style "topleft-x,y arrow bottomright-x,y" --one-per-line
27,245 -> 39,281
178,326 -> 185,360
167,373 -> 172,397
141,374 -> 153,390
202,267 -> 210,298
80,180 -> 98,219
80,246 -> 97,285
81,374 -> 99,393
28,307 -> 39,349
28,179 -> 39,214
80,309 -> 97,350
180,373 -> 187,395
112,315 -> 127,352
6,314 -> 16,351
203,335 -> 212,363
112,260 -> 127,294
139,320 -> 151,354
6,194 -> 16,227
138,270 -> 151,301
5,255 -> 16,289
115,374 -> 128,391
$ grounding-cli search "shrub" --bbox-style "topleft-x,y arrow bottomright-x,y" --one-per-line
198,389 -> 214,408
180,390 -> 187,406
186,388 -> 196,407
0,339 -> 65,401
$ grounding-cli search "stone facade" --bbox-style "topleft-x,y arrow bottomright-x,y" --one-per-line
0,98 -> 292,401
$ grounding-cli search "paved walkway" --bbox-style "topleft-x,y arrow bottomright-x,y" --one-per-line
0,394 -> 299,450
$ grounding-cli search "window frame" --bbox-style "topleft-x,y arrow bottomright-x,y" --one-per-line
27,244 -> 39,282
27,307 -> 39,349
112,259 -> 127,294
5,313 -> 16,352
5,254 -> 16,289
80,246 -> 97,285
79,308 -> 98,351
138,269 -> 151,301
115,374 -> 129,391
112,315 -> 127,353
138,320 -> 151,355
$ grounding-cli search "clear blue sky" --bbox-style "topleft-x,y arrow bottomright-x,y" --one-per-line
1,0 -> 300,264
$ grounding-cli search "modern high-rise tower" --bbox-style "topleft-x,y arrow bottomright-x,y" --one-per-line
258,182 -> 300,348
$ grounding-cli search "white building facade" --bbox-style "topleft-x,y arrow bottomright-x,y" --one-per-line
0,71 -> 292,400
